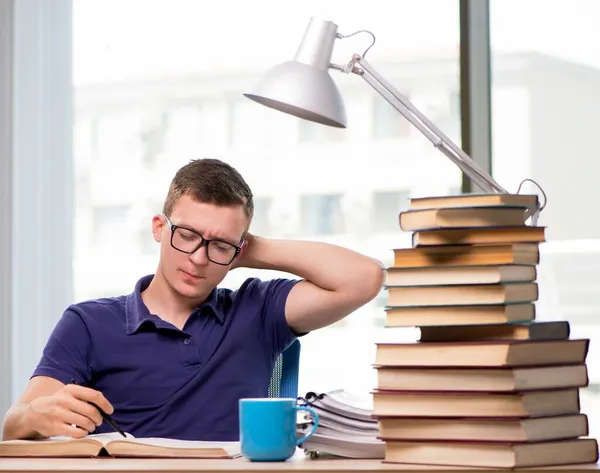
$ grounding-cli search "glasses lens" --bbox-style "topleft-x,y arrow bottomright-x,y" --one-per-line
207,240 -> 237,265
172,227 -> 203,253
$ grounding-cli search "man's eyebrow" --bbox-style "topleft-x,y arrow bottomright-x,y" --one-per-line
175,222 -> 204,235
176,222 -> 240,246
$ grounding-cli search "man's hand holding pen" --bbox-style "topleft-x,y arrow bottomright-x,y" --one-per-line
23,383 -> 114,439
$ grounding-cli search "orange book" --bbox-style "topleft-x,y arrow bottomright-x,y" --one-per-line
412,226 -> 546,246
383,438 -> 598,469
399,206 -> 528,231
372,388 -> 580,418
409,193 -> 539,210
385,303 -> 535,327
418,321 -> 569,342
375,364 -> 588,392
374,339 -> 589,367
386,282 -> 538,307
378,414 -> 589,443
392,243 -> 539,268
385,264 -> 536,287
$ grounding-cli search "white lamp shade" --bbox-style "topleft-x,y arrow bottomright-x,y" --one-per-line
244,60 -> 347,128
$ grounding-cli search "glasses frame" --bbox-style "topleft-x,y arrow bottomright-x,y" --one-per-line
162,214 -> 242,266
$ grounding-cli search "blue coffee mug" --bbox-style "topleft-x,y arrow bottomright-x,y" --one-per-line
239,398 -> 319,461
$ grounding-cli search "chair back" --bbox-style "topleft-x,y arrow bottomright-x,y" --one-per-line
268,339 -> 300,398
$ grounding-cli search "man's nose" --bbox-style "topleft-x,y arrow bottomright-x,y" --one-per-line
189,243 -> 209,266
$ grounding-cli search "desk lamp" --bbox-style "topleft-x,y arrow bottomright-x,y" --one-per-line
244,17 -> 545,222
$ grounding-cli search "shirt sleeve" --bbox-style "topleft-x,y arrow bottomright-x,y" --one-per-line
258,278 -> 303,357
31,306 -> 93,385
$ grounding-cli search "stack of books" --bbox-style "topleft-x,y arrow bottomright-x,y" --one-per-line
296,390 -> 384,458
375,193 -> 599,469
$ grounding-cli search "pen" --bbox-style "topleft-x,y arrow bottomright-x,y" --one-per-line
69,378 -> 127,438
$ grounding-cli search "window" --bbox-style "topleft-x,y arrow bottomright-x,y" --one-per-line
138,223 -> 157,256
140,111 -> 168,167
72,0 -> 461,398
92,205 -> 130,247
371,190 -> 410,232
95,112 -> 143,166
298,120 -> 346,144
250,197 -> 274,237
230,99 -> 272,148
372,96 -> 411,140
491,0 -> 600,438
137,200 -> 163,256
300,194 -> 344,236
73,117 -> 95,169
198,100 -> 230,153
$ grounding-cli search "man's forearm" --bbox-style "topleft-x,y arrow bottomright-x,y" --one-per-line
242,235 -> 383,292
238,234 -> 384,332
2,403 -> 42,440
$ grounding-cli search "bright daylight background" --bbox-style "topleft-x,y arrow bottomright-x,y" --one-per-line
71,0 -> 600,436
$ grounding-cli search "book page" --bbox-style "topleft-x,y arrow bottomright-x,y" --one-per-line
134,438 -> 241,455
78,432 -> 136,445
0,432 -> 133,445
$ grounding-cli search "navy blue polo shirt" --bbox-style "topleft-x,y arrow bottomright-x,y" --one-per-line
32,275 -> 300,441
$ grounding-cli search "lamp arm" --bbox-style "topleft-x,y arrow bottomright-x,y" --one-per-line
344,54 -> 507,195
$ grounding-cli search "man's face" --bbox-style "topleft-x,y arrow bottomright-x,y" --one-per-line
153,194 -> 248,301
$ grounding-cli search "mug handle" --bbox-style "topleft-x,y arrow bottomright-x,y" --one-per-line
294,406 -> 319,445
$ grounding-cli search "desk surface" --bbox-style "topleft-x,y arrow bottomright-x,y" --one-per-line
0,453 -> 598,473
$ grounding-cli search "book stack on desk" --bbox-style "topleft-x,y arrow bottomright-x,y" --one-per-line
296,389 -> 385,459
375,193 -> 599,469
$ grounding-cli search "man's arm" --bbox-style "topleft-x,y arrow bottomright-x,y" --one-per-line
2,377 -> 64,440
2,376 -> 111,440
3,308 -> 113,441
237,235 -> 385,334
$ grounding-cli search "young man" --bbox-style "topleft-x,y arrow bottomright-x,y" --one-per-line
2,158 -> 384,441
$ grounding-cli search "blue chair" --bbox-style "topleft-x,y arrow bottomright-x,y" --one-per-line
268,339 -> 300,398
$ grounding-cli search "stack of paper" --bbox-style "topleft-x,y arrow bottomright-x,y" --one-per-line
296,389 -> 384,459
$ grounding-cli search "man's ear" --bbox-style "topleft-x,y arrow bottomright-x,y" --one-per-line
151,215 -> 165,243
238,238 -> 248,255
229,239 -> 247,270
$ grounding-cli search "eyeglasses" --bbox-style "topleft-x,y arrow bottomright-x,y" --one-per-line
162,214 -> 242,266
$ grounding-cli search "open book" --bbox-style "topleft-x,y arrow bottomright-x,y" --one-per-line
0,432 -> 241,458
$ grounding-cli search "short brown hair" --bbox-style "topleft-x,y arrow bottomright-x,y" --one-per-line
162,158 -> 254,223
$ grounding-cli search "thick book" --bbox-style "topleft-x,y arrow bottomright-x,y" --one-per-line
385,264 -> 537,287
412,225 -> 546,246
409,193 -> 540,210
374,339 -> 589,367
398,206 -> 529,231
374,364 -> 588,392
386,282 -> 538,307
392,243 -> 539,268
378,414 -> 589,443
0,432 -> 241,458
418,321 -> 570,342
372,388 -> 580,418
385,303 -> 535,327
383,438 -> 598,468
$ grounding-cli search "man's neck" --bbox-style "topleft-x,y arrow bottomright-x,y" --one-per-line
141,271 -> 208,330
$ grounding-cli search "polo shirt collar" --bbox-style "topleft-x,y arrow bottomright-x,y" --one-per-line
125,274 -> 222,335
